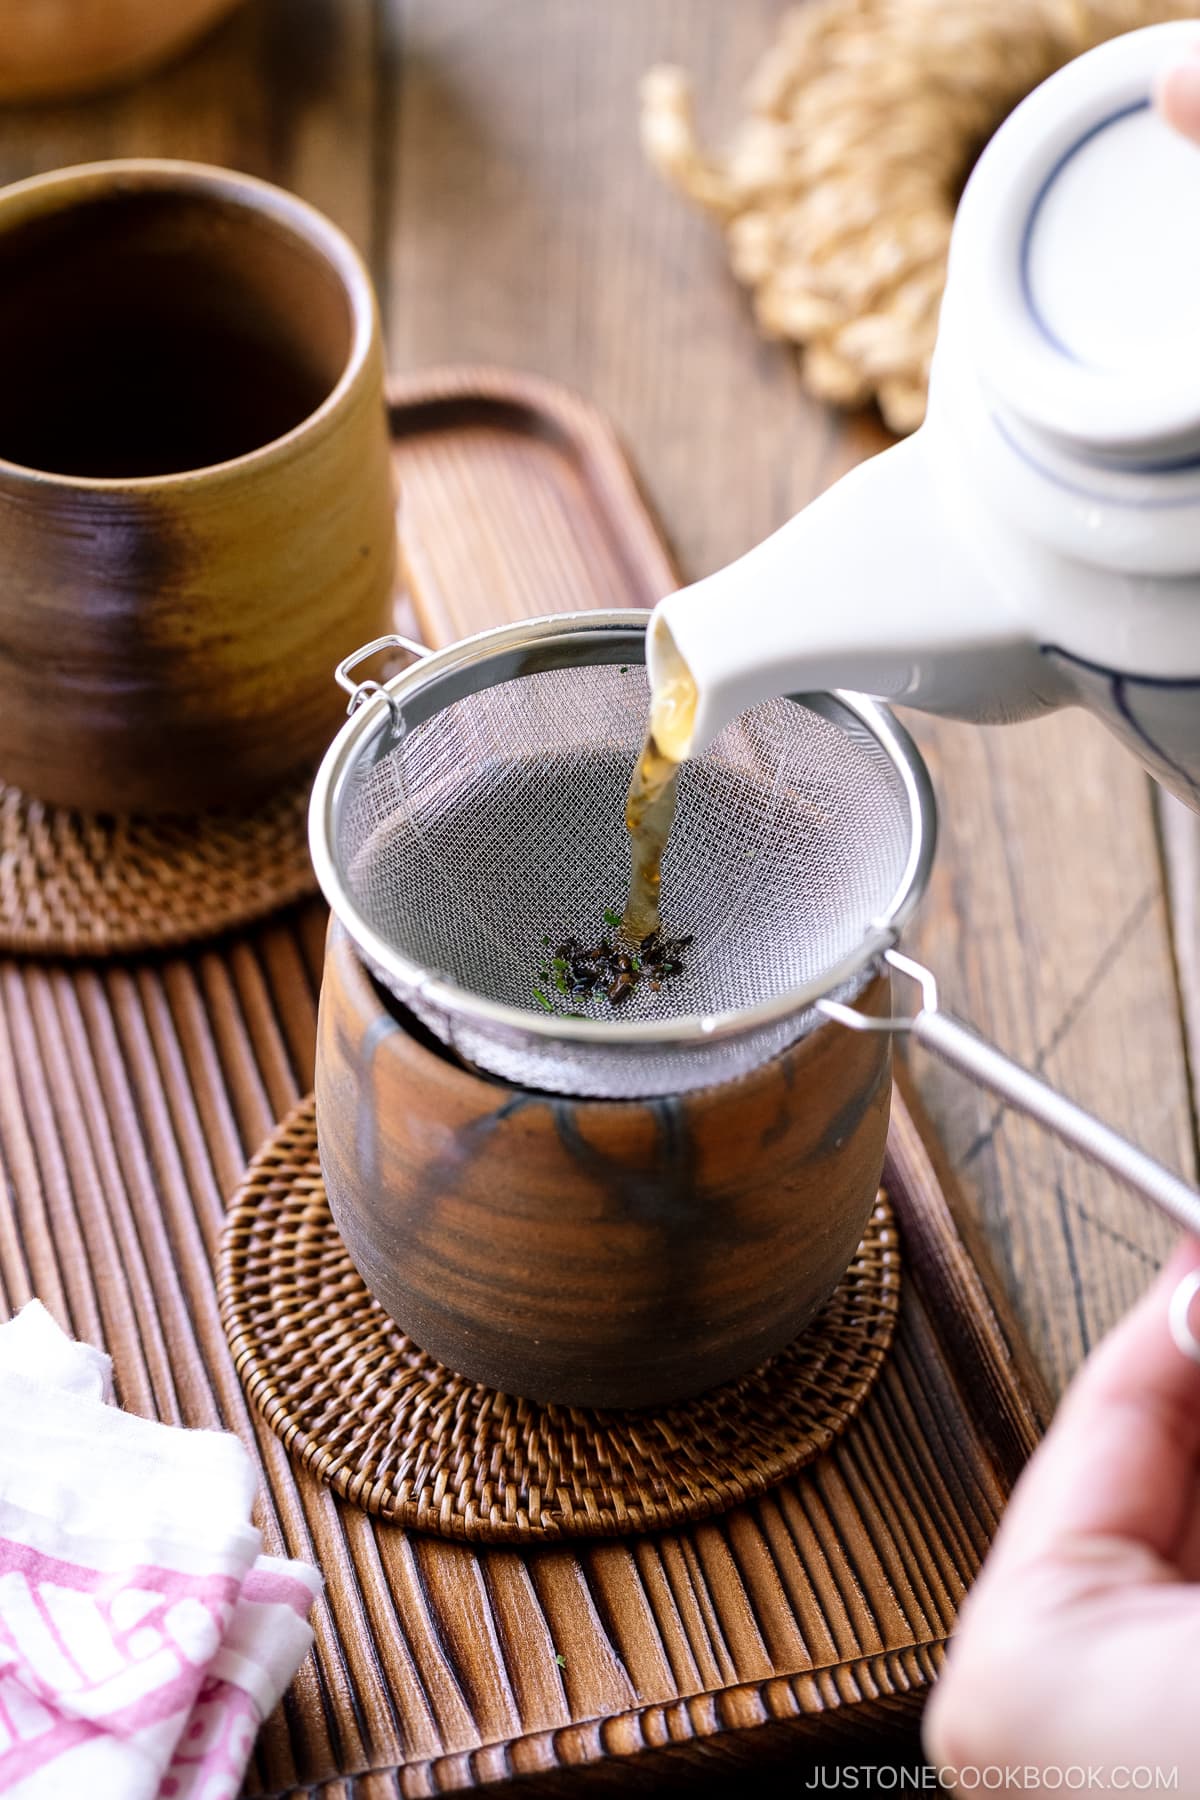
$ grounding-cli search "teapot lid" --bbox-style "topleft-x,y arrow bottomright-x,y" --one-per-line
957,22 -> 1200,465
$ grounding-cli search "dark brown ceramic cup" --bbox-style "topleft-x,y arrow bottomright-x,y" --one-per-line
0,160 -> 396,814
315,921 -> 893,1409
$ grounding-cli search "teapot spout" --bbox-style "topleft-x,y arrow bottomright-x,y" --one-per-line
648,430 -> 1047,758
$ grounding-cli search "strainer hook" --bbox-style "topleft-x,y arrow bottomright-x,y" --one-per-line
818,947 -> 933,1032
335,634 -> 429,720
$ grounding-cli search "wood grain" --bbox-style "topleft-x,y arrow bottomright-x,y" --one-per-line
0,2 -> 1187,1788
375,0 -> 1197,1395
0,371 -> 1045,1793
0,0 -> 1183,1383
1160,791 -> 1200,1118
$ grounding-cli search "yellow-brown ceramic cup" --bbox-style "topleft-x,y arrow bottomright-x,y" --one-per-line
0,159 -> 396,814
0,0 -> 244,101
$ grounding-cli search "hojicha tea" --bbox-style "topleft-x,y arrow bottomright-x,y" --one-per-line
532,923 -> 694,1013
527,664 -> 698,1015
621,665 -> 697,940
621,731 -> 679,942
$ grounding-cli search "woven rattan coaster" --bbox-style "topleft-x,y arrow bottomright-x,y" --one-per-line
219,1094 -> 902,1544
0,774 -> 318,956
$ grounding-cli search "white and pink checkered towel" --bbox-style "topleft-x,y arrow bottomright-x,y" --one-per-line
0,1301 -> 322,1799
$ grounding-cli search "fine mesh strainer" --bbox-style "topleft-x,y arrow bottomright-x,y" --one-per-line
310,613 -> 929,1098
309,611 -> 1200,1345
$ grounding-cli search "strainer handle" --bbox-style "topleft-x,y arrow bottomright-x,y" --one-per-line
820,950 -> 1200,1238
912,1003 -> 1200,1364
911,1007 -> 1200,1238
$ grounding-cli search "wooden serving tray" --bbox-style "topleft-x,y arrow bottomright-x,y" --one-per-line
0,368 -> 1049,1797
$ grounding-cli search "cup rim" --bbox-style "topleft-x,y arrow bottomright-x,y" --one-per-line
0,156 -> 378,491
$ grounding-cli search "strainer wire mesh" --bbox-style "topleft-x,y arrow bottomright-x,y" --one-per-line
316,619 -> 930,1097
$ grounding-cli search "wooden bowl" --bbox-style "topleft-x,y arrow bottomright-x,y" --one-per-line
0,160 -> 396,814
315,922 -> 894,1409
0,0 -> 244,102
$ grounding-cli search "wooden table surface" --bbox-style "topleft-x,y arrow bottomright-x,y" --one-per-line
2,0 -> 1195,1409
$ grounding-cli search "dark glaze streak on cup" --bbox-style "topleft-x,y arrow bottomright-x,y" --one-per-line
550,1094 -> 715,1367
0,161 -> 397,814
409,1094 -> 536,1210
758,1041 -> 804,1150
318,924 -> 895,1408
550,1096 -> 697,1230
352,1009 -> 401,1197
812,1051 -> 893,1161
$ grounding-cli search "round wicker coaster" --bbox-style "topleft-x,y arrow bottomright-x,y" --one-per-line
0,774 -> 318,956
218,1095 -> 902,1544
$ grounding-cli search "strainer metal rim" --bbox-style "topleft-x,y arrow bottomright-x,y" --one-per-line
308,610 -> 938,1052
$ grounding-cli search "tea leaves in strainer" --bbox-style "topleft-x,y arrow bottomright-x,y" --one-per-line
310,610 -> 1200,1336
309,612 -> 932,1099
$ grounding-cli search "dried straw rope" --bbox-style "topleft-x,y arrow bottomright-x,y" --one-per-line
641,0 -> 1197,432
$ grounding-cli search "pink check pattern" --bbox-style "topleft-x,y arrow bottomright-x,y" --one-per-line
0,1301 -> 321,1799
0,1538 -> 238,1793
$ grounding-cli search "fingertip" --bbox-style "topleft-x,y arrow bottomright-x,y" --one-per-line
1163,1235 -> 1200,1291
1060,1232 -> 1200,1418
968,1235 -> 1200,1570
922,1662 -> 971,1782
1156,50 -> 1200,143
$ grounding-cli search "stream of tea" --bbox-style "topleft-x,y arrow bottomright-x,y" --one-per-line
621,668 -> 697,941
530,665 -> 698,1013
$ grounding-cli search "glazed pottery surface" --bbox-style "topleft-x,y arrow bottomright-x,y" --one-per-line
0,1 -> 244,102
0,159 -> 396,814
315,922 -> 893,1409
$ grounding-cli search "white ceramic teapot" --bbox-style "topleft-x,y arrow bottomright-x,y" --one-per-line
648,22 -> 1200,808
